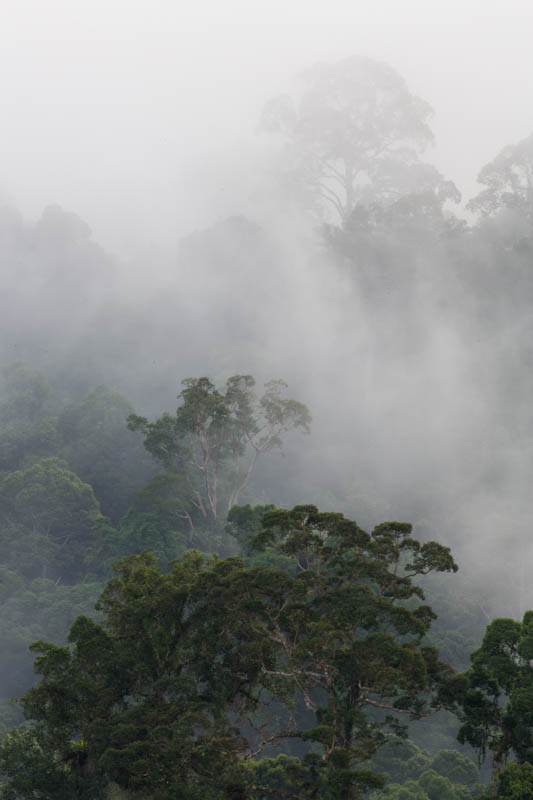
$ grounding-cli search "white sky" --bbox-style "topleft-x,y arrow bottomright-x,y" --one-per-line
1,0 -> 533,252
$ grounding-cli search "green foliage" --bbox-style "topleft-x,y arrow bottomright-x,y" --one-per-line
127,471 -> 202,548
430,750 -> 480,787
370,737 -> 432,783
372,767 -> 484,800
458,612 -> 533,766
0,457 -> 115,582
57,385 -> 155,524
116,510 -> 188,567
0,506 -> 460,799
128,375 -> 310,546
0,362 -> 58,472
418,575 -> 488,673
0,566 -> 24,604
0,727 -> 73,799
494,762 -> 533,799
226,503 -> 292,567
0,577 -> 102,702
371,730 -> 483,789
243,752 -> 385,799
0,552 -> 269,799
0,367 -> 155,525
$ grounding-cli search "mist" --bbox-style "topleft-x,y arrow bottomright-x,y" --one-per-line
1,0 -> 532,250
2,1 -> 533,586
2,3 -> 533,784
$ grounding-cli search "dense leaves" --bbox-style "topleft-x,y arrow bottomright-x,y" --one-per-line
0,457 -> 114,583
0,506 -> 462,798
5,53 -> 533,800
459,612 -> 533,766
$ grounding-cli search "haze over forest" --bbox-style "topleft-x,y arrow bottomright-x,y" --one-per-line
2,3 -> 533,798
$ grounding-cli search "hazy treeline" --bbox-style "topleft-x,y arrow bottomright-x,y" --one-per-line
1,55 -> 533,798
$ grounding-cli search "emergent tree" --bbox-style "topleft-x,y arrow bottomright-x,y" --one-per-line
261,55 -> 459,225
127,376 -> 311,545
468,132 -> 533,219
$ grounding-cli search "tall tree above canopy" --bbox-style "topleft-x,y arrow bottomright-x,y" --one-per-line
468,132 -> 533,218
261,56 -> 459,224
127,376 -> 310,545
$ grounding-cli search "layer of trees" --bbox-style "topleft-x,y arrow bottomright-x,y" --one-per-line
2,52 -> 533,799
0,506 -> 463,799
0,366 -> 311,742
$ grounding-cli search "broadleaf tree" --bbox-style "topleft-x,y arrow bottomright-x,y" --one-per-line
261,55 -> 459,225
458,611 -> 533,768
0,457 -> 114,583
0,505 -> 463,799
468,132 -> 533,219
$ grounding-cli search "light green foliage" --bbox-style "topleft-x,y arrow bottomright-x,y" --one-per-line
418,769 -> 462,800
57,385 -> 155,524
0,727 -> 73,799
0,457 -> 115,582
430,751 -> 479,787
243,753 -> 384,799
0,362 -> 58,472
0,368 -> 155,527
373,769 -> 482,800
494,762 -> 533,798
374,779 -> 429,800
369,738 -> 482,798
370,738 -> 432,783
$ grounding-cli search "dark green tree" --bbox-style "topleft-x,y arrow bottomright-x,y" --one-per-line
0,552 -> 270,799
492,762 -> 533,799
248,508 -> 462,775
115,473 -> 196,564
458,612 -> 533,768
0,506 -> 461,799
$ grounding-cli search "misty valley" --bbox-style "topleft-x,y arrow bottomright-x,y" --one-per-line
2,55 -> 533,799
